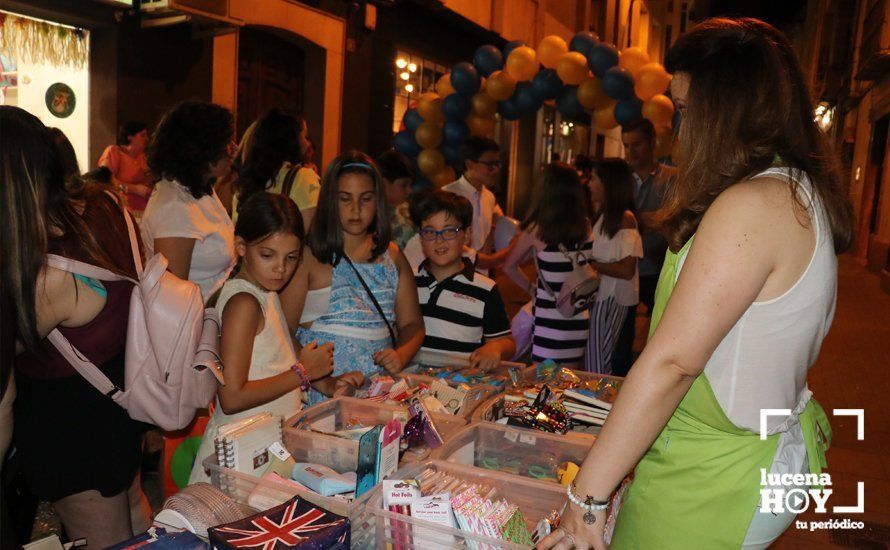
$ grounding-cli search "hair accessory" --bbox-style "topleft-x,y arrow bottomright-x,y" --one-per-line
340,162 -> 373,171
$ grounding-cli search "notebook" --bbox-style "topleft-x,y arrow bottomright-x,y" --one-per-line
214,414 -> 283,478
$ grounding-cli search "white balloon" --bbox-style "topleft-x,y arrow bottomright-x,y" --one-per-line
494,216 -> 521,251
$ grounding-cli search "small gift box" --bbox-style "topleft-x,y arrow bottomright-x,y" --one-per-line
208,497 -> 349,550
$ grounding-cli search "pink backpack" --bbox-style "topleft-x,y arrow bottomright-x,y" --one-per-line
46,197 -> 224,431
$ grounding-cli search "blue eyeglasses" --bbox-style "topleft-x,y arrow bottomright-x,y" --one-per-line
419,226 -> 464,242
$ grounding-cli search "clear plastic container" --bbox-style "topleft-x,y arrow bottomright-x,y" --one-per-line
283,397 -> 466,473
365,459 -> 567,549
471,370 -> 624,439
202,455 -> 376,548
428,422 -> 593,484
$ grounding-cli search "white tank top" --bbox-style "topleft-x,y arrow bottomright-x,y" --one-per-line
676,167 -> 837,474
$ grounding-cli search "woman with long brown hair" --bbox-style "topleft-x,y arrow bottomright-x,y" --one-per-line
3,106 -> 150,547
538,18 -> 851,550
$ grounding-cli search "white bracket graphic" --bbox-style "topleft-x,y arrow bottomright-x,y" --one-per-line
834,482 -> 865,513
759,409 -> 792,440
833,409 -> 865,440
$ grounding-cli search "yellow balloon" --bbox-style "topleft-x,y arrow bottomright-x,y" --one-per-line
466,114 -> 495,137
634,62 -> 672,101
593,101 -> 619,130
417,92 -> 444,124
418,148 -> 446,177
431,166 -> 456,188
415,122 -> 443,149
505,46 -> 538,82
485,70 -> 517,101
556,52 -> 589,86
642,94 -> 675,127
437,73 -> 455,97
619,46 -> 650,76
538,35 -> 568,69
654,125 -> 675,158
471,92 -> 498,118
577,77 -> 612,110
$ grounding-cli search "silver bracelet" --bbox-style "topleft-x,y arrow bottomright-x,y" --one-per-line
566,483 -> 609,525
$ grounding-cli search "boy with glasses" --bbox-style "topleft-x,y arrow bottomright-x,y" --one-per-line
410,191 -> 516,370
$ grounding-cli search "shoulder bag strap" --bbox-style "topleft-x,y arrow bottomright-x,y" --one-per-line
342,255 -> 397,347
280,164 -> 301,199
532,251 -> 558,300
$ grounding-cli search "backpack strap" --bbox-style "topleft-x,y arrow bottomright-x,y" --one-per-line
46,329 -> 123,399
111,190 -> 144,276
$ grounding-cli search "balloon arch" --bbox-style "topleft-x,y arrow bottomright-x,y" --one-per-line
393,32 -> 676,188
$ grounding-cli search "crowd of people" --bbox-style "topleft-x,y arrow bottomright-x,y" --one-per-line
0,16 -> 850,550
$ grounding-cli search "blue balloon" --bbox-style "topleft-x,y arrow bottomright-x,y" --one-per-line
451,62 -> 481,95
588,43 -> 619,78
569,31 -> 599,58
531,68 -> 564,101
498,97 -> 522,121
601,67 -> 635,100
503,40 -> 527,59
514,82 -> 542,113
442,93 -> 471,120
614,98 -> 644,125
440,143 -> 462,166
393,129 -> 422,157
443,120 -> 470,145
403,109 -> 424,132
556,86 -> 585,119
473,45 -> 503,77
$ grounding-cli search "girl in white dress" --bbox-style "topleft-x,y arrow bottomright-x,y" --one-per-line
189,192 -> 335,483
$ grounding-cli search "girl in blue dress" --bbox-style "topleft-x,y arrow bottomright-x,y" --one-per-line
280,151 -> 424,403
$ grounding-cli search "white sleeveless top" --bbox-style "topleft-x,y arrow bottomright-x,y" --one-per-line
676,167 -> 837,475
188,278 -> 301,483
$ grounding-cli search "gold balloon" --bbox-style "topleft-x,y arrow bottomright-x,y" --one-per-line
417,92 -> 444,124
415,121 -> 443,149
556,52 -> 589,86
593,101 -> 618,130
577,77 -> 612,110
471,92 -> 498,118
538,35 -> 568,69
485,70 -> 517,101
642,94 -> 675,127
619,47 -> 650,76
654,125 -> 675,159
505,46 -> 538,82
466,114 -> 495,137
431,166 -> 456,188
437,73 -> 455,97
418,148 -> 446,177
634,62 -> 672,101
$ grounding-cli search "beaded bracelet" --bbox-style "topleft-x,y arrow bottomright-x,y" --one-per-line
566,482 -> 609,525
291,361 -> 311,391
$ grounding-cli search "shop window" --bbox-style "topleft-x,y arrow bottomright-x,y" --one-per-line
392,49 -> 448,134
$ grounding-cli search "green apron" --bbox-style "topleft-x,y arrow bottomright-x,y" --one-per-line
610,237 -> 832,549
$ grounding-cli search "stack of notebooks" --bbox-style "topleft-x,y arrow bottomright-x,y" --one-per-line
561,388 -> 613,426
214,413 -> 283,478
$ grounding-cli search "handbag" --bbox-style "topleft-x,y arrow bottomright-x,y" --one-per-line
46,194 -> 223,431
535,243 -> 600,317
343,255 -> 398,347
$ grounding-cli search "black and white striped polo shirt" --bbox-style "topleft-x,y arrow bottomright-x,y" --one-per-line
415,259 -> 511,357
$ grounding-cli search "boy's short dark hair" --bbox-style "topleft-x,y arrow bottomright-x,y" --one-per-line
620,119 -> 655,142
460,136 -> 499,167
409,190 -> 473,230
376,149 -> 414,182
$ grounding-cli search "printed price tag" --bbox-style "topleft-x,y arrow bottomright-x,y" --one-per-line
519,433 -> 537,445
503,429 -> 519,443
268,441 -> 291,461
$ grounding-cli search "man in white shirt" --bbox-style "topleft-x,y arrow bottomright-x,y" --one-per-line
442,136 -> 510,271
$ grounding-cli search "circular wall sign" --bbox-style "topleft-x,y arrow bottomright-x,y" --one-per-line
45,83 -> 76,118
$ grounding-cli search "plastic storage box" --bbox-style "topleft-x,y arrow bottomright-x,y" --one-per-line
365,459 -> 567,549
428,422 -> 594,484
202,455 -> 376,548
283,397 -> 466,473
471,371 -> 624,438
